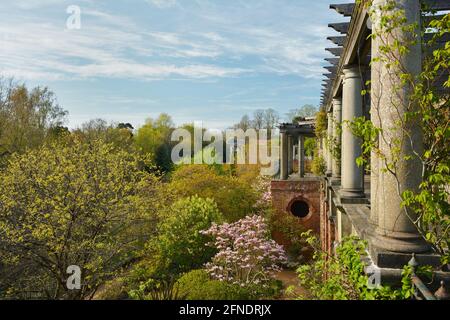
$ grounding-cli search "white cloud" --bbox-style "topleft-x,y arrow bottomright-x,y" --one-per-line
146,0 -> 177,9
0,0 -> 336,81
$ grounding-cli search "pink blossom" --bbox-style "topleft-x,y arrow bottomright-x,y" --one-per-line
202,215 -> 287,288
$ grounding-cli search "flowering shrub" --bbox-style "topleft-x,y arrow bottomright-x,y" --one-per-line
201,215 -> 287,288
252,176 -> 272,211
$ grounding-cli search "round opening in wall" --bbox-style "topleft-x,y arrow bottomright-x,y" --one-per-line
289,200 -> 310,219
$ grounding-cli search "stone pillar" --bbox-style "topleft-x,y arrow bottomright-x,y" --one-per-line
340,65 -> 365,198
326,111 -> 333,176
371,0 -> 429,253
298,135 -> 305,177
287,135 -> 293,175
280,131 -> 288,180
331,98 -> 342,183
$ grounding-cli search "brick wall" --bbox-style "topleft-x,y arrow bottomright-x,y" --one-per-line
270,179 -> 321,247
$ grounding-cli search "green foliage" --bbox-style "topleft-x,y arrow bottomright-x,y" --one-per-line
314,108 -> 327,139
128,277 -> 182,300
347,116 -> 381,168
304,137 -> 316,157
127,196 -> 223,300
296,232 -> 402,300
325,118 -> 341,165
0,138 -> 159,299
311,154 -> 326,176
72,119 -> 136,153
0,79 -> 67,161
168,165 -> 259,222
176,270 -> 254,300
153,196 -> 223,275
135,113 -> 175,172
269,212 -> 309,267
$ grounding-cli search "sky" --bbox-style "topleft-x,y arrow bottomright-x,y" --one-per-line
0,0 -> 351,130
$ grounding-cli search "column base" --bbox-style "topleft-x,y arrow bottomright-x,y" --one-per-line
339,188 -> 365,199
330,176 -> 341,186
372,228 -> 431,255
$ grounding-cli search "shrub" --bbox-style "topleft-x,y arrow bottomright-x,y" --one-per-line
127,196 -> 223,300
176,270 -> 252,300
268,212 -> 309,267
154,196 -> 224,275
168,165 -> 258,222
202,215 -> 287,289
296,233 -> 403,300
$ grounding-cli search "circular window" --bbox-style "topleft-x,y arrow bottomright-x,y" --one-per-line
289,200 -> 310,219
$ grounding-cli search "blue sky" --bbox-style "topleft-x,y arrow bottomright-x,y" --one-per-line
0,0 -> 351,129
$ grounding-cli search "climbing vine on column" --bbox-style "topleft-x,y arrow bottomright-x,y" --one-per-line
351,0 -> 449,264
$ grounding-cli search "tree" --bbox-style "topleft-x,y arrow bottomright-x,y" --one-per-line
117,123 -> 134,131
287,104 -> 318,122
72,119 -> 136,153
168,165 -> 259,222
152,196 -> 223,275
252,109 -> 265,130
304,138 -> 316,158
235,114 -> 251,131
0,79 -> 67,159
0,138 -> 160,299
263,109 -> 280,136
128,196 -> 223,300
135,113 -> 175,172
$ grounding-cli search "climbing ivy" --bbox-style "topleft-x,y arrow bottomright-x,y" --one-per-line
296,232 -> 424,300
325,118 -> 342,165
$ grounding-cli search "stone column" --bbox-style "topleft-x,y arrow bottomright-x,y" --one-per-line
331,98 -> 342,183
298,135 -> 305,177
340,65 -> 365,198
280,131 -> 288,180
371,0 -> 429,253
287,135 -> 293,175
326,111 -> 333,176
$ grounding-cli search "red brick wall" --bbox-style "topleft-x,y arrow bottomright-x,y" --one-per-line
318,180 -> 335,255
270,179 -> 321,247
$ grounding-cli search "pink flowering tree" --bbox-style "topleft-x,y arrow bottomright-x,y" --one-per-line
201,215 -> 287,288
253,177 -> 272,212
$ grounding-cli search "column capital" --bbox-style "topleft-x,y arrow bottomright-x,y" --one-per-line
332,97 -> 342,110
342,65 -> 365,80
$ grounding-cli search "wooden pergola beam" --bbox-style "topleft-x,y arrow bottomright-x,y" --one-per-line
323,73 -> 335,79
330,3 -> 355,17
325,47 -> 343,56
324,65 -> 338,73
327,36 -> 347,46
325,58 -> 340,65
328,22 -> 350,34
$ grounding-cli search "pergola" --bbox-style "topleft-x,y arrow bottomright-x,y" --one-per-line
279,120 -> 315,180
276,0 -> 450,291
